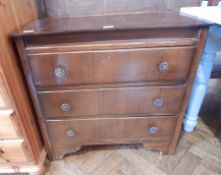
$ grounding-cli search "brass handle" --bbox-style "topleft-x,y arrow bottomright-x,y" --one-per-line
159,62 -> 169,72
66,129 -> 75,138
54,67 -> 65,79
61,103 -> 71,112
149,127 -> 158,134
154,99 -> 163,108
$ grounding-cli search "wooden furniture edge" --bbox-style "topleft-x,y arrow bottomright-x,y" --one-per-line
168,28 -> 209,153
14,36 -> 53,159
0,66 -> 43,163
0,148 -> 46,174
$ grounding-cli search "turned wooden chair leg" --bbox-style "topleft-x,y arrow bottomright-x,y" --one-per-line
184,26 -> 221,132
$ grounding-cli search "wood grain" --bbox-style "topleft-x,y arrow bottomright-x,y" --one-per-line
171,152 -> 201,175
13,12 -> 208,37
38,85 -> 186,118
0,140 -> 29,163
29,46 -> 195,88
0,73 -> 13,109
47,116 -> 177,160
24,28 -> 200,47
44,81 -> 221,174
0,113 -> 23,139
0,0 -> 46,174
26,38 -> 198,54
13,12 -> 209,160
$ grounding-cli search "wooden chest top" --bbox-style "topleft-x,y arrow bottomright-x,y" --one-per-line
13,12 -> 208,36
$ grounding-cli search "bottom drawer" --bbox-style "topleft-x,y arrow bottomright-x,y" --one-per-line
0,140 -> 29,163
47,116 -> 178,159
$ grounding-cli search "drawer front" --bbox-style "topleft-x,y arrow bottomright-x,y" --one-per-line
47,116 -> 177,145
29,47 -> 195,87
39,85 -> 186,118
0,114 -> 21,139
0,140 -> 29,163
0,73 -> 13,109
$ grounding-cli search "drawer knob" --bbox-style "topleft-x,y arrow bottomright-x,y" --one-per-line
66,129 -> 75,138
54,67 -> 65,79
61,103 -> 71,112
154,99 -> 164,108
159,62 -> 169,72
149,126 -> 158,134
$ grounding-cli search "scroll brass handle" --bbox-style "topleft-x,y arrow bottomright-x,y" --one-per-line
66,129 -> 75,138
54,67 -> 65,79
159,62 -> 169,72
61,103 -> 71,112
149,127 -> 158,134
154,99 -> 164,108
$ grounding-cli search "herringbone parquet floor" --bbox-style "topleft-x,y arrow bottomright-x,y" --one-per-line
45,79 -> 221,175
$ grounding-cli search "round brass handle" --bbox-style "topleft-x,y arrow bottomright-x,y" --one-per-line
66,129 -> 75,138
159,62 -> 169,72
54,67 -> 65,79
61,103 -> 71,112
149,127 -> 158,134
154,99 -> 163,108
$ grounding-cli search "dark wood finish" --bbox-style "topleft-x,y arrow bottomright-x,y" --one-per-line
39,86 -> 186,118
13,12 -> 209,160
24,28 -> 200,47
0,0 -> 46,174
46,116 -> 178,160
13,12 -> 208,37
29,47 -> 195,88
15,37 -> 53,163
26,38 -> 198,54
42,0 -> 202,18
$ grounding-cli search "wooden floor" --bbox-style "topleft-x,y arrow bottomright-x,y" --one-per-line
45,79 -> 221,175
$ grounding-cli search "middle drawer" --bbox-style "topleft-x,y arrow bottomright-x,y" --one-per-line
38,85 -> 186,118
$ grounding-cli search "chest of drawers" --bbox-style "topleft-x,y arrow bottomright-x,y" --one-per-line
14,12 -> 208,160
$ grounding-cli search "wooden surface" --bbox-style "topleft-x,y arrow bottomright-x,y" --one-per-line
0,140 -> 29,163
44,79 -> 221,175
0,73 -> 13,109
26,38 -> 198,53
14,13 -> 208,160
24,28 -> 200,47
47,116 -> 177,160
29,47 -> 195,87
13,12 -> 208,36
39,86 -> 186,118
0,113 -> 23,139
42,0 -> 202,17
0,0 -> 46,174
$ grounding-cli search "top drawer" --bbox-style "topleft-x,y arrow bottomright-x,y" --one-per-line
28,46 -> 195,88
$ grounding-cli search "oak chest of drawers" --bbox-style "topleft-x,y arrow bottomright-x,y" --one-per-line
13,12 -> 208,160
